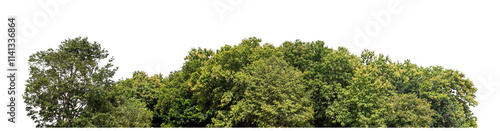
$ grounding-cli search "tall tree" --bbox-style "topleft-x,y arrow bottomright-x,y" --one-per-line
24,37 -> 118,127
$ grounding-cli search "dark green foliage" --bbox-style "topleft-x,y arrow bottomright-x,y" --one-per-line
24,37 -> 118,127
24,37 -> 152,127
115,71 -> 164,126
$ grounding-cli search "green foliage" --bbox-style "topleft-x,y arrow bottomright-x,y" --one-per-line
310,47 -> 360,127
116,71 -> 163,110
112,97 -> 154,127
210,56 -> 314,127
419,66 -> 478,127
327,64 -> 394,127
25,37 -> 478,128
73,97 -> 153,127
24,37 -> 118,127
384,93 -> 434,127
279,40 -> 332,72
155,47 -> 215,127
115,71 -> 164,126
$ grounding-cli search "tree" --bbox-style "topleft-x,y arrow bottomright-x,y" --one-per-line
115,71 -> 164,126
327,64 -> 394,127
24,37 -> 118,127
155,47 -> 215,127
210,56 -> 314,127
155,38 -> 280,127
112,97 -> 154,127
307,47 -> 359,127
419,66 -> 478,127
73,96 -> 153,127
151,37 -> 478,128
384,93 -> 435,127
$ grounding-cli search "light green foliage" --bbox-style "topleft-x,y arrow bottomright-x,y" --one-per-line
328,64 -> 394,127
24,37 -> 117,127
194,37 -> 279,126
211,56 -> 314,127
194,37 -> 269,108
384,93 -> 434,127
113,98 -> 154,127
116,71 -> 164,110
73,96 -> 153,127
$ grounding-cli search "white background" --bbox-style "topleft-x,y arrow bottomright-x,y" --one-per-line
1,0 -> 499,130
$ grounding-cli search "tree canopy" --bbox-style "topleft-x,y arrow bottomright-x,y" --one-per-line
25,37 -> 478,128
210,56 -> 314,127
24,37 -> 118,127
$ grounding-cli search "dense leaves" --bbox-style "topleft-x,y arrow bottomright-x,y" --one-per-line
210,56 -> 314,127
115,71 -> 164,126
24,37 -> 118,127
25,37 -> 478,127
384,93 -> 434,127
327,64 -> 394,127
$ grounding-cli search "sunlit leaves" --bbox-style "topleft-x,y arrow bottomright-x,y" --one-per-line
211,56 -> 314,127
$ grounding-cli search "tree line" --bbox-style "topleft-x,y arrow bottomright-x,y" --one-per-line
24,37 -> 478,127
